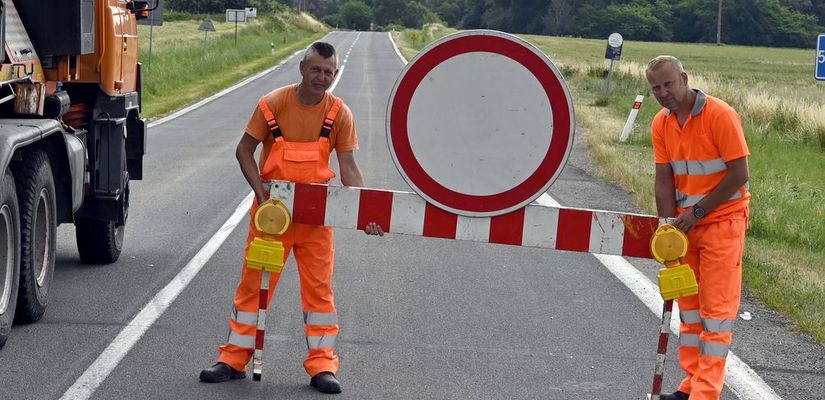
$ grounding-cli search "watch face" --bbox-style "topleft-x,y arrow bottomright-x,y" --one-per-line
693,206 -> 706,219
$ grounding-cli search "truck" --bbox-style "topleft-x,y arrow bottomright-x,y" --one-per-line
0,0 -> 153,349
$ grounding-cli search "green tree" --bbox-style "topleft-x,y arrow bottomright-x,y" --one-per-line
340,0 -> 373,30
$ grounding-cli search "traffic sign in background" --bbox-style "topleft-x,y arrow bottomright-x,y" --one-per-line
816,33 -> 825,80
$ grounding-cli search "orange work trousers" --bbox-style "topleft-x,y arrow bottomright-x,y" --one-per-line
676,209 -> 747,400
218,202 -> 339,377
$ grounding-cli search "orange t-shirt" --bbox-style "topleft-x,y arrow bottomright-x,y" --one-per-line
651,91 -> 750,223
245,84 -> 358,169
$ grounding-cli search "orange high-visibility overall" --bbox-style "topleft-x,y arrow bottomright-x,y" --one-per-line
218,96 -> 343,377
652,91 -> 750,400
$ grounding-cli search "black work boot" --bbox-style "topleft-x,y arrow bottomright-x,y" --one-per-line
660,390 -> 689,400
199,362 -> 246,383
310,371 -> 342,394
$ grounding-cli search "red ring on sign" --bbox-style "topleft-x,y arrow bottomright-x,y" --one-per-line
389,34 -> 572,215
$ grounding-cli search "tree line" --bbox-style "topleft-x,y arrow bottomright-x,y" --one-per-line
165,0 -> 825,48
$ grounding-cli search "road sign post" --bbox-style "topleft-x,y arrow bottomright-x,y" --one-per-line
816,34 -> 825,81
604,32 -> 623,93
226,9 -> 247,45
198,16 -> 216,48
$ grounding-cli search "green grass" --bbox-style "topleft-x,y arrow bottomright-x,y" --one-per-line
396,25 -> 825,344
137,12 -> 327,118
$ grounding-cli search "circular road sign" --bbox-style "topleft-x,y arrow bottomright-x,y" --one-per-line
386,30 -> 575,217
608,32 -> 623,48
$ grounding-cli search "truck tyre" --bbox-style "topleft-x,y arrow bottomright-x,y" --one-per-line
75,181 -> 128,264
13,150 -> 57,324
0,169 -> 21,349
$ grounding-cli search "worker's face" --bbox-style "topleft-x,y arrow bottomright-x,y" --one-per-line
646,63 -> 690,111
299,52 -> 338,95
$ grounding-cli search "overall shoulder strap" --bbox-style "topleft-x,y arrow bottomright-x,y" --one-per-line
258,97 -> 282,139
319,98 -> 344,139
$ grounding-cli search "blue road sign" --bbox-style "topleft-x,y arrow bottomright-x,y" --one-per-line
817,34 -> 825,80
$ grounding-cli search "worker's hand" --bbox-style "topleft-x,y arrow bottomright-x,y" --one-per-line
364,222 -> 384,236
673,211 -> 699,233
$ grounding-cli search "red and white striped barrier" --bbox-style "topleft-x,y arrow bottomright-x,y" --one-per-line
252,270 -> 270,381
649,299 -> 674,399
268,181 -> 659,259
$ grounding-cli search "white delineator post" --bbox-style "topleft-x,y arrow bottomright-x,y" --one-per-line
620,95 -> 644,142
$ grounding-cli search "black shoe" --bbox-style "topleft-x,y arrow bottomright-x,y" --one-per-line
199,362 -> 246,383
310,372 -> 342,394
660,391 -> 689,400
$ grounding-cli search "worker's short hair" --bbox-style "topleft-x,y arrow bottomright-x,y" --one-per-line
304,42 -> 336,61
646,55 -> 684,74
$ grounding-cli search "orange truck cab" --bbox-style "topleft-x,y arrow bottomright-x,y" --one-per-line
0,0 -> 155,350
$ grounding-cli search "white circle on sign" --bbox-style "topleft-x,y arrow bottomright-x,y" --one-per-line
608,32 -> 623,48
387,30 -> 575,217
407,52 -> 552,196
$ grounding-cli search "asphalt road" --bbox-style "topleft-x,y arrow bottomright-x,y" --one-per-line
1,30 -> 823,400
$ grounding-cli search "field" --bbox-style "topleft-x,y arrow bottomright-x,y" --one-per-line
394,25 -> 825,344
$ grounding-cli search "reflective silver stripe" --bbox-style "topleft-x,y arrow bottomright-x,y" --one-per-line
228,331 -> 256,348
303,311 -> 338,326
670,158 -> 727,176
231,307 -> 259,326
675,186 -> 746,208
700,341 -> 730,357
702,318 -> 735,332
680,310 -> 701,324
680,333 -> 700,347
306,335 -> 337,350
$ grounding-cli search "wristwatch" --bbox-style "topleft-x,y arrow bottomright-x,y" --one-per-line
692,204 -> 707,219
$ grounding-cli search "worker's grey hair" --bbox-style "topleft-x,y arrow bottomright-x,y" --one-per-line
304,41 -> 337,62
646,55 -> 684,74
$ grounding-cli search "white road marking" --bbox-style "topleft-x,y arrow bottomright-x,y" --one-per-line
62,33 -> 361,400
59,192 -> 254,400
388,29 -> 780,399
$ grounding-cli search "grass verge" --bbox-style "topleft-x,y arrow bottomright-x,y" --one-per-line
395,25 -> 825,344
137,12 -> 328,118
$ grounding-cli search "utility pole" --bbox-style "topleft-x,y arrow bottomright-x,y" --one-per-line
716,0 -> 722,45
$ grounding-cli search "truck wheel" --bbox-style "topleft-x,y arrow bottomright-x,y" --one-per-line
13,150 -> 57,324
75,182 -> 128,264
0,169 -> 21,349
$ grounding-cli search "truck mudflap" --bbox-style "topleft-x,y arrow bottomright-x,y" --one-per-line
126,116 -> 146,180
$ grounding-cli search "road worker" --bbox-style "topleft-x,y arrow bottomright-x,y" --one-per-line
646,55 -> 750,400
200,41 -> 384,394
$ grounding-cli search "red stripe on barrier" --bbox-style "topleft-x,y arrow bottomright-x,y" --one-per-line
358,189 -> 393,231
293,183 -> 328,226
490,208 -> 525,245
255,330 -> 265,349
651,374 -> 663,396
423,203 -> 458,239
621,215 -> 657,258
657,332 -> 669,354
258,288 -> 268,310
556,209 -> 592,252
633,102 -> 642,109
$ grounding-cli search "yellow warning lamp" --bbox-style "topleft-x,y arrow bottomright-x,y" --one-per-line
650,224 -> 698,300
246,198 -> 291,273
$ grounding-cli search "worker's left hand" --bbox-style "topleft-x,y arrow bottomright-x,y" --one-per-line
364,222 -> 384,236
673,211 -> 699,233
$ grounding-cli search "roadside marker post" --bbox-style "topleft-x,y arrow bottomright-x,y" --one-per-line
620,95 -> 644,142
816,33 -> 825,81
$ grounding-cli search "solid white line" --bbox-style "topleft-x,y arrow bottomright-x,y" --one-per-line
535,193 -> 561,208
60,193 -> 254,400
387,32 -> 407,65
594,253 -> 782,399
